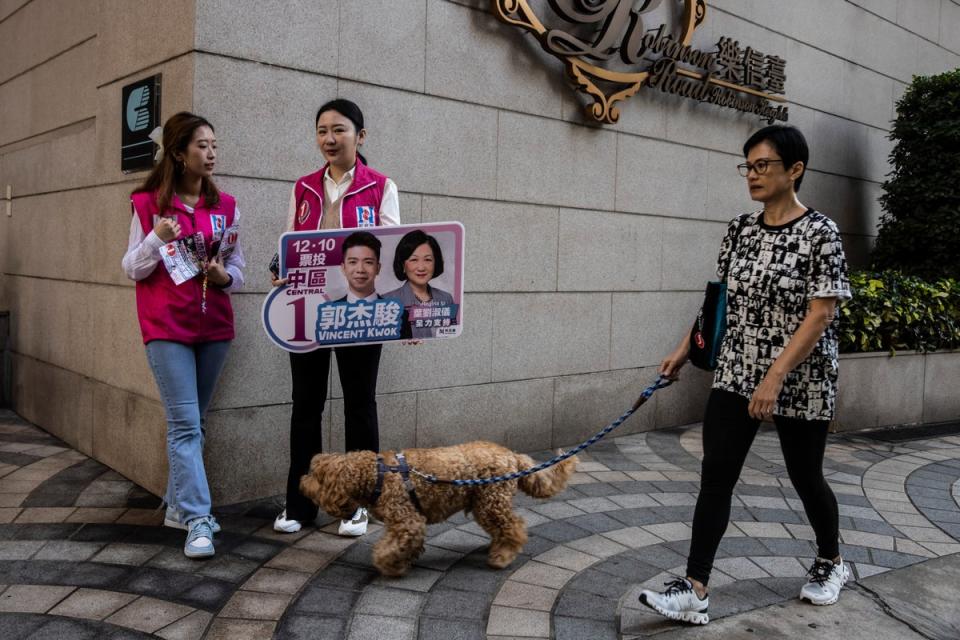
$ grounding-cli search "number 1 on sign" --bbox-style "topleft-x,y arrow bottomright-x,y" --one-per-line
287,296 -> 308,342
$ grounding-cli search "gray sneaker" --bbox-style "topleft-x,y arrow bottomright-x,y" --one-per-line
639,577 -> 709,625
800,558 -> 849,605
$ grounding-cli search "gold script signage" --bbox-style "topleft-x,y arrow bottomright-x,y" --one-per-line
493,0 -> 788,124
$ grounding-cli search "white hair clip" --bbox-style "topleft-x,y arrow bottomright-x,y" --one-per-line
148,126 -> 164,162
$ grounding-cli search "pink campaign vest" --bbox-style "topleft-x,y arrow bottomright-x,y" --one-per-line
131,190 -> 237,344
292,162 -> 388,231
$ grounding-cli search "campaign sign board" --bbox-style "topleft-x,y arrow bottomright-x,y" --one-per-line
262,222 -> 464,352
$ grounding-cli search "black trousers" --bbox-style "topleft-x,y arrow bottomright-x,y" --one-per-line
686,389 -> 840,585
284,344 -> 382,522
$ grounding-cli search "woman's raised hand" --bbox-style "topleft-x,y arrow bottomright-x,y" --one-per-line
153,217 -> 181,242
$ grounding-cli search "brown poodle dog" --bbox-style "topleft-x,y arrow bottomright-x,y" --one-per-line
300,441 -> 577,577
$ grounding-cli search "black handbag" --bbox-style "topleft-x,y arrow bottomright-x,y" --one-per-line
688,220 -> 743,371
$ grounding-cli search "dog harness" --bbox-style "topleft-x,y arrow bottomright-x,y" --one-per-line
371,452 -> 423,513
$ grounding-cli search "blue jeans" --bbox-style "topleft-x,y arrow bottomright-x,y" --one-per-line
145,339 -> 231,523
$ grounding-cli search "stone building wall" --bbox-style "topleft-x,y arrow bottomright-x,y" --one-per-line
1,0 -> 958,502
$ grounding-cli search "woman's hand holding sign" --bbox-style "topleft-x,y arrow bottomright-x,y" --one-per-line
206,255 -> 231,286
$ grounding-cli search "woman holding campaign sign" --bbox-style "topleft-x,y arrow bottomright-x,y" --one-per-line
639,125 -> 851,625
384,229 -> 456,340
122,112 -> 245,559
272,99 -> 400,537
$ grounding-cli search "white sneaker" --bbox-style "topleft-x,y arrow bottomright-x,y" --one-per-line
338,507 -> 368,536
800,557 -> 849,605
639,577 -> 709,625
273,509 -> 302,534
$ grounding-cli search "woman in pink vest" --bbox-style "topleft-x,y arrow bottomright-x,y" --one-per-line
272,99 -> 400,536
122,112 -> 245,559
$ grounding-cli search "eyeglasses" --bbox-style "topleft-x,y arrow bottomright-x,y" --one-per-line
737,158 -> 785,177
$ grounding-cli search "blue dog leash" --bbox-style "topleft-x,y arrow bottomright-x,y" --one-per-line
409,375 -> 674,487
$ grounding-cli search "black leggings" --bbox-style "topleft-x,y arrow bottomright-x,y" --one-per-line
284,344 -> 382,522
686,389 -> 839,585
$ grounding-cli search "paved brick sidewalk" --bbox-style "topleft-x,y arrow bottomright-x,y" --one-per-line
1,408 -> 958,639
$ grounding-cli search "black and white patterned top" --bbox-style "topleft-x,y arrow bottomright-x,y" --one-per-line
713,209 -> 852,420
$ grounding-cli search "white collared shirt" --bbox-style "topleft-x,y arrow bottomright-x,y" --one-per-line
285,165 -> 400,231
346,291 -> 379,303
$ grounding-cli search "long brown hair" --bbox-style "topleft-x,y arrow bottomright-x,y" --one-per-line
133,111 -> 220,213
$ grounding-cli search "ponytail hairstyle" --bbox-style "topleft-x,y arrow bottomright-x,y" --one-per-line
133,111 -> 220,213
316,99 -> 367,166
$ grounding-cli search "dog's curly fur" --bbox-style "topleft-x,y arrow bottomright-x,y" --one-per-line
300,441 -> 577,576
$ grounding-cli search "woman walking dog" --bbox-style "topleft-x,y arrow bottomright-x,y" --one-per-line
640,125 -> 851,625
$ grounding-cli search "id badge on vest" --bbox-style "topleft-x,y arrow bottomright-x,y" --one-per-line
357,206 -> 376,227
210,214 -> 227,242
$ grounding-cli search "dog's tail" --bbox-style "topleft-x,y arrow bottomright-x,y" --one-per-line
516,452 -> 577,499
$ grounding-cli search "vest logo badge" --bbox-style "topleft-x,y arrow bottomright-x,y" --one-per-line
357,206 -> 376,227
297,200 -> 311,225
211,214 -> 226,239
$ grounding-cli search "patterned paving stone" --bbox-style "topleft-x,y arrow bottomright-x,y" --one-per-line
417,617 -> 485,640
242,567 -> 312,595
757,537 -> 817,557
0,417 -> 957,638
486,605 -> 550,637
0,584 -> 75,613
10,612 -> 150,639
91,543 -> 164,566
869,549 -> 928,569
420,587 -> 491,621
204,618 -> 277,640
47,587 -> 138,620
0,612 -> 52,639
354,585 -> 424,617
32,540 -> 104,562
290,584 -> 361,619
347,613 -> 417,640
553,614 -> 619,640
0,540 -> 45,560
433,557 -> 504,593
219,590 -> 292,620
155,609 -> 213,640
275,614 -> 347,640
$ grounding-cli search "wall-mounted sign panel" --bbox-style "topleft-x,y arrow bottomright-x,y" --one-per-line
493,0 -> 788,124
121,74 -> 162,173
